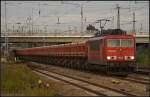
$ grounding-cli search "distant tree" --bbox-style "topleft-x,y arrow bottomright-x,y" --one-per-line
86,24 -> 100,35
86,24 -> 96,31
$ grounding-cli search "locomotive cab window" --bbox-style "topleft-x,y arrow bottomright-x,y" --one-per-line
121,39 -> 134,47
107,39 -> 134,47
107,39 -> 120,47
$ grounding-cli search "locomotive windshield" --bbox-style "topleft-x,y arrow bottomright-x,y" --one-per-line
107,39 -> 120,47
121,39 -> 134,47
107,39 -> 134,47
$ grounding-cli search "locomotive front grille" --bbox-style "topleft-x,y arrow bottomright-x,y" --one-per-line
117,56 -> 124,60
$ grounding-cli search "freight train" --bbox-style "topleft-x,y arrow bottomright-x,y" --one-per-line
14,29 -> 136,75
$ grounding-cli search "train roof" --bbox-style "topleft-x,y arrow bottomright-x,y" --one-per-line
16,41 -> 86,51
88,35 -> 134,41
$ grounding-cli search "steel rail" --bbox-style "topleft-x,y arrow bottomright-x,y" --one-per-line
30,66 -> 137,96
33,69 -> 107,96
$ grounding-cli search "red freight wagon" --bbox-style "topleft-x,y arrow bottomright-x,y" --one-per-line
15,33 -> 136,75
16,42 -> 87,57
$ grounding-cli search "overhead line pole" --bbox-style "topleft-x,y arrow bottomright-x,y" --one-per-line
39,2 -> 40,17
60,2 -> 89,35
116,4 -> 120,29
116,4 -> 130,30
132,12 -> 136,35
81,4 -> 83,34
140,23 -> 143,32
4,0 -> 8,58
32,8 -> 34,34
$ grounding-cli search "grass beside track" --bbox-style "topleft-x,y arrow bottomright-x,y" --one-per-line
1,61 -> 62,96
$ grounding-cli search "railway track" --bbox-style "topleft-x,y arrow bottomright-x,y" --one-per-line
128,74 -> 149,82
30,66 -> 137,96
113,72 -> 149,85
115,76 -> 149,85
28,62 -> 149,85
129,74 -> 149,80
33,69 -> 106,96
135,69 -> 149,75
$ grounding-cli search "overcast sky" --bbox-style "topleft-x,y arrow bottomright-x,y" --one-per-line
1,1 -> 149,33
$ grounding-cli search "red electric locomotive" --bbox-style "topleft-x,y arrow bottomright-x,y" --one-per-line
14,29 -> 136,75
87,34 -> 136,74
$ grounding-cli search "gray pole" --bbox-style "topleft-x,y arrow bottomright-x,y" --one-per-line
81,5 -> 83,34
4,1 -> 8,57
32,8 -> 33,34
29,17 -> 31,34
112,16 -> 114,28
21,26 -> 23,32
140,23 -> 143,32
98,20 -> 103,34
132,12 -> 136,35
100,20 -> 102,32
116,4 -> 120,29
13,24 -> 14,32
39,2 -> 40,17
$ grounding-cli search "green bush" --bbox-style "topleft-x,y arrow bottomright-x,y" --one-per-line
136,49 -> 149,68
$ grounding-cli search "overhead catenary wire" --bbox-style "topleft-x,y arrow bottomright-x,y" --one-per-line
61,1 -> 90,33
1,2 -> 117,32
1,1 -> 149,34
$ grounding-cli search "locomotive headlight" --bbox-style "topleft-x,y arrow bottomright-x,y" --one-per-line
107,56 -> 111,60
130,56 -> 134,60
